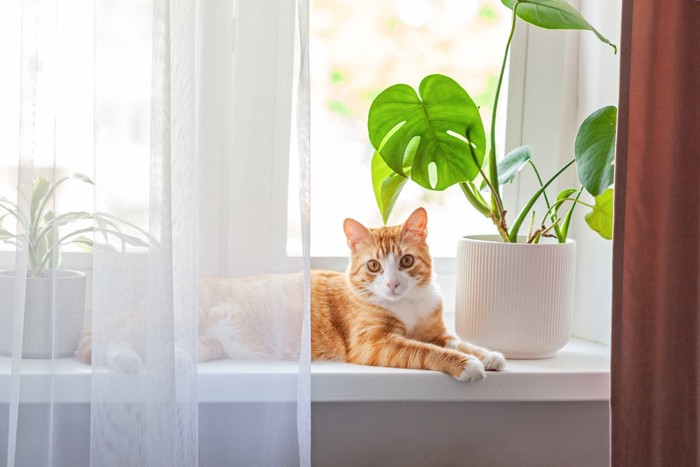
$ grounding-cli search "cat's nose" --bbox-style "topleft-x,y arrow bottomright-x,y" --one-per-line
387,280 -> 400,292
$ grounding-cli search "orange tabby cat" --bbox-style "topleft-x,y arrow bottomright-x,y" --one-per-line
77,208 -> 505,381
309,207 -> 505,381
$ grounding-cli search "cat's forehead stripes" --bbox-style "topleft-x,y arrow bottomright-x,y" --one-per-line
367,225 -> 419,257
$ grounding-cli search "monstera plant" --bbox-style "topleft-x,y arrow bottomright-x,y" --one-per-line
369,0 -> 617,244
367,0 -> 619,358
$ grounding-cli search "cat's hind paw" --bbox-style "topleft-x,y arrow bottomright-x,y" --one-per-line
455,357 -> 486,382
482,351 -> 506,371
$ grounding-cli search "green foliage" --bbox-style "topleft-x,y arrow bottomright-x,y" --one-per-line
585,188 -> 614,240
0,174 -> 151,277
478,5 -> 499,21
328,100 -> 351,116
501,0 -> 617,53
496,146 -> 532,186
575,105 -> 617,196
330,70 -> 345,84
367,0 -> 617,243
368,75 -> 486,191
371,152 -> 409,224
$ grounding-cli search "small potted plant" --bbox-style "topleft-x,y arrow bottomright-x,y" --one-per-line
0,174 -> 149,358
367,0 -> 616,358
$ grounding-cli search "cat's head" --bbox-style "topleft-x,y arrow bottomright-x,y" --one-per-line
343,207 -> 433,303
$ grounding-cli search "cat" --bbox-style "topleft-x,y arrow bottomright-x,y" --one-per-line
76,207 -> 505,381
309,207 -> 505,381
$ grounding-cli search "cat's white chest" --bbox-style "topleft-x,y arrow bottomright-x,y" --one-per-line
373,281 -> 442,332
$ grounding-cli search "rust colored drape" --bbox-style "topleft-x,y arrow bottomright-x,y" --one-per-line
612,0 -> 700,466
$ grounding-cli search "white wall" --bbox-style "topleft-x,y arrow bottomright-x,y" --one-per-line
570,0 -> 622,345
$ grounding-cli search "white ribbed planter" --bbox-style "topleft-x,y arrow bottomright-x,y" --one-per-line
455,235 -> 576,359
0,269 -> 86,358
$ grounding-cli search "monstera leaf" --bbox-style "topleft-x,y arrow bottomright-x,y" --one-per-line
585,188 -> 614,240
368,74 -> 486,191
479,145 -> 532,191
371,151 -> 408,224
497,145 -> 532,185
575,105 -> 617,196
501,0 -> 616,53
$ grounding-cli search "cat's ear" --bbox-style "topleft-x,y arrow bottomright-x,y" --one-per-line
343,218 -> 371,253
401,207 -> 428,241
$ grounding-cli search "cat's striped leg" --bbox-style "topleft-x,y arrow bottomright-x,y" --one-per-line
433,334 -> 506,371
349,335 -> 486,382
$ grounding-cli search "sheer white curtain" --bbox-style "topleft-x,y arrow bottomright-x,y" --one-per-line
0,0 -> 310,465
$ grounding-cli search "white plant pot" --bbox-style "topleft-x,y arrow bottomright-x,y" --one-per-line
0,269 -> 86,358
455,235 -> 576,359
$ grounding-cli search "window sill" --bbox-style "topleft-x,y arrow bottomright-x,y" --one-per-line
0,338 -> 609,404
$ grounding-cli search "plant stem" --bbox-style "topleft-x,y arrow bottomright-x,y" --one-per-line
459,183 -> 510,242
540,195 -> 593,225
465,136 -> 510,241
508,158 -> 575,242
527,218 -> 561,244
528,160 -> 562,239
478,166 -> 510,239
460,182 -> 491,217
488,1 -> 520,217
560,188 -> 585,242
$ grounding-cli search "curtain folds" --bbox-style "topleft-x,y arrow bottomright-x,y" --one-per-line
612,0 -> 700,465
1,0 -> 311,465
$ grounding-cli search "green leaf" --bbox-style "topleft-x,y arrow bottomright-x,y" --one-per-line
31,178 -> 51,220
575,105 -> 617,196
371,151 -> 408,224
73,236 -> 94,252
584,188 -> 614,240
35,211 -> 93,247
501,0 -> 617,53
368,74 -> 486,191
73,173 -> 94,185
498,145 -> 532,185
479,146 -> 531,191
0,226 -> 15,240
556,188 -> 578,204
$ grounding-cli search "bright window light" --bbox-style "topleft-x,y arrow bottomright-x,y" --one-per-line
302,0 -> 512,257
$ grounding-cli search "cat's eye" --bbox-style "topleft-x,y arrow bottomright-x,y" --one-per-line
366,259 -> 381,273
400,254 -> 415,268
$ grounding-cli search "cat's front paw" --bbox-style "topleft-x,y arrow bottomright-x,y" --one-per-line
455,357 -> 486,382
107,345 -> 145,373
482,351 -> 506,371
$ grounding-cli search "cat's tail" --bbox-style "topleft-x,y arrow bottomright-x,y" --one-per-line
75,331 -> 92,364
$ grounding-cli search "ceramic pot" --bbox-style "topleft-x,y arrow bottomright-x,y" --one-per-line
0,269 -> 86,358
455,235 -> 576,359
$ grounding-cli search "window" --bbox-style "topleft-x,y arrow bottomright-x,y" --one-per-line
0,1 -> 151,257
2,1 -> 512,260
303,0 -> 512,257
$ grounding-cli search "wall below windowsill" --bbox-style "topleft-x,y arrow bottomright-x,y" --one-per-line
0,338 -> 609,404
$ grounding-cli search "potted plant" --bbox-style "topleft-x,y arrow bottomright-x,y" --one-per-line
0,174 -> 149,358
367,0 -> 617,358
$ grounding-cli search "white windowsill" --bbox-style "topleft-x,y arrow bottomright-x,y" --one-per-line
0,338 -> 609,404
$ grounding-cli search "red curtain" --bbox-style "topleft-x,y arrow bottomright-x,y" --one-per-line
612,0 -> 700,465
